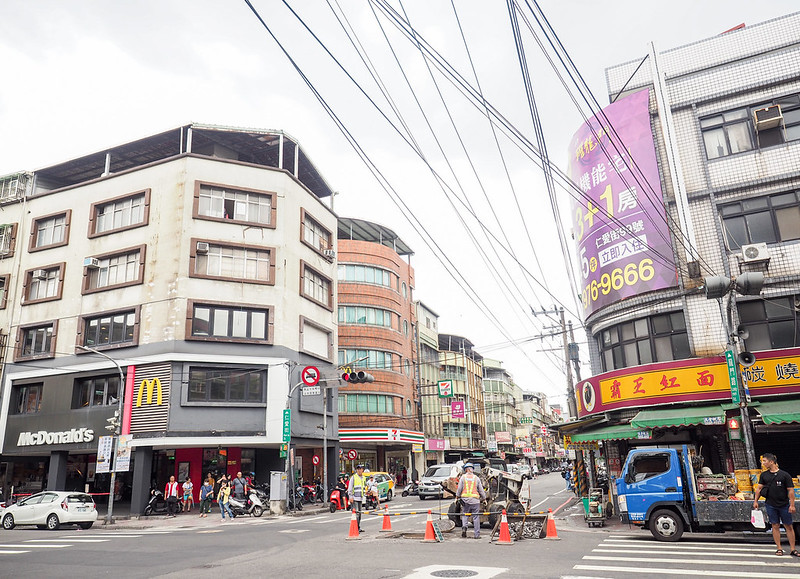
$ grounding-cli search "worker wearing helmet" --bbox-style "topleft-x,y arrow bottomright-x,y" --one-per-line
348,464 -> 367,532
456,463 -> 487,539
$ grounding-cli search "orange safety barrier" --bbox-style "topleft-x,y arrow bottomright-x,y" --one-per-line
346,508 -> 361,541
545,508 -> 560,540
496,509 -> 512,545
380,505 -> 393,532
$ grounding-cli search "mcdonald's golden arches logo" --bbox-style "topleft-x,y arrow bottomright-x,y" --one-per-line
136,378 -> 163,406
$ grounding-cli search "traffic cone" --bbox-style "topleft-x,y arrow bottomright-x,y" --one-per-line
380,505 -> 393,532
421,510 -> 437,542
545,508 -> 560,540
346,508 -> 361,540
496,509 -> 512,545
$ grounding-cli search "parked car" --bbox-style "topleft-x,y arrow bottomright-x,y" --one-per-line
1,491 -> 97,530
418,464 -> 459,500
364,471 -> 395,501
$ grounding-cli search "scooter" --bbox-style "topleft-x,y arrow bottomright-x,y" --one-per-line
143,489 -> 184,516
329,488 -> 350,513
228,489 -> 265,517
401,480 -> 419,497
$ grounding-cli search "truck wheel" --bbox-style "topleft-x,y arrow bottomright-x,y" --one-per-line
487,503 -> 503,529
649,509 -> 684,542
448,500 -> 462,526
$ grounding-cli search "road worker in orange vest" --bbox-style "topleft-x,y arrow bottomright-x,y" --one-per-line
456,463 -> 487,539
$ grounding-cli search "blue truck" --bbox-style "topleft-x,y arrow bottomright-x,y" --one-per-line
616,445 -> 800,541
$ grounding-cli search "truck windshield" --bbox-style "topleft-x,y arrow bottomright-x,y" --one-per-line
630,454 -> 670,482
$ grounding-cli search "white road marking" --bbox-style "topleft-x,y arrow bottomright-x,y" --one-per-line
602,539 -> 775,552
573,565 -> 799,577
594,548 -> 781,558
404,565 -> 508,579
26,539 -> 109,543
0,550 -> 29,554
278,529 -> 309,534
0,544 -> 69,548
197,530 -> 223,533
584,555 -> 799,567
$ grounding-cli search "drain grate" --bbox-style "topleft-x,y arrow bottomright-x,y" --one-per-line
431,571 -> 478,578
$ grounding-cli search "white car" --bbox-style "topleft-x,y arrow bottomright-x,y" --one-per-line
2,491 -> 97,530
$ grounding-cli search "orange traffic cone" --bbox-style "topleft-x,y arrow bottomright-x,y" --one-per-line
380,505 -> 393,532
346,508 -> 361,540
421,510 -> 437,543
545,508 -> 560,540
496,509 -> 512,545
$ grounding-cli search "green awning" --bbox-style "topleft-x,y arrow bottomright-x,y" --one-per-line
755,399 -> 800,425
570,424 -> 649,443
631,404 -> 726,429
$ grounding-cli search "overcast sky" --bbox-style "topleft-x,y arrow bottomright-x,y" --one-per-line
1,1 -> 796,407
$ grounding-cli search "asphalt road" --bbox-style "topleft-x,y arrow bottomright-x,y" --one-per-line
0,473 -> 792,578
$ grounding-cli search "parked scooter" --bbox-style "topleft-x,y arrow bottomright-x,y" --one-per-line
228,489 -> 265,517
401,480 -> 419,497
143,489 -> 184,516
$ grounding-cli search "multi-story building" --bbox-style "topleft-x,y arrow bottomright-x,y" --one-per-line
336,218 -> 424,481
561,13 -> 800,480
415,300 -> 444,467
438,334 -> 486,461
0,124 -> 340,513
482,358 -> 519,455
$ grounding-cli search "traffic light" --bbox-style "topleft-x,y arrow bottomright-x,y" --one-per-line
341,370 -> 375,384
106,410 -> 121,432
727,417 -> 741,440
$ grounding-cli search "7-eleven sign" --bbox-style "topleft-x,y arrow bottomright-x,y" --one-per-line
437,380 -> 453,398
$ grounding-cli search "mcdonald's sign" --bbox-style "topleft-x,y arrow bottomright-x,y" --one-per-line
136,378 -> 163,407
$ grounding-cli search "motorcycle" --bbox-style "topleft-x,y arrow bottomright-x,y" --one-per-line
228,489 -> 265,517
143,489 -> 184,516
401,480 -> 419,497
328,488 -> 350,513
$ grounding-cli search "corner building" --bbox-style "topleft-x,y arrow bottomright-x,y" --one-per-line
562,13 -> 800,484
336,218 -> 424,480
0,124 -> 340,513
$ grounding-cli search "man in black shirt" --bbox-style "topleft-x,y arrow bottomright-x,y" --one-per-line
753,452 -> 796,557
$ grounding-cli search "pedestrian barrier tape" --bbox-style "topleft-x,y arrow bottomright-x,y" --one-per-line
366,510 -> 548,517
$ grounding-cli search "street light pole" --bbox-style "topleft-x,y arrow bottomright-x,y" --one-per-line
77,345 -> 125,525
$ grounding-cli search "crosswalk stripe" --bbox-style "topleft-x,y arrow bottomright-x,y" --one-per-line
594,548 -> 786,558
602,539 -> 774,552
0,544 -> 69,548
26,539 -> 109,543
573,564 -> 798,578
584,555 -> 800,568
0,550 -> 30,554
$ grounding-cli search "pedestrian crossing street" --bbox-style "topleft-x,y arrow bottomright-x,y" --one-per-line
567,535 -> 800,578
0,528 -> 184,556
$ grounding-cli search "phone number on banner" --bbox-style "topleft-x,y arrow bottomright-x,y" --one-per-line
581,257 -> 655,308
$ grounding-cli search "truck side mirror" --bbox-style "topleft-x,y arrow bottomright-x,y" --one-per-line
624,471 -> 634,485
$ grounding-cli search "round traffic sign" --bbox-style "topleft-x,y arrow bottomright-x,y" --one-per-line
347,449 -> 358,460
312,455 -> 320,465
301,365 -> 320,386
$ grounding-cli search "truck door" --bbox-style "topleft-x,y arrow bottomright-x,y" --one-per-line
622,451 -> 683,523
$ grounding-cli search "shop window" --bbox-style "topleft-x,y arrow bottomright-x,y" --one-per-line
739,295 -> 800,351
14,383 -> 43,414
191,240 -> 274,285
720,190 -> 800,248
17,322 -> 56,360
72,375 -> 121,409
598,312 -> 690,372
187,367 -> 266,404
194,182 -> 275,227
23,263 -> 65,304
90,190 -> 149,237
30,210 -> 71,251
188,301 -> 272,343
83,246 -> 145,294
80,309 -> 138,349
301,262 -> 333,309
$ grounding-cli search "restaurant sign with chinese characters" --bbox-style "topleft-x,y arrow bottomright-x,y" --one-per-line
576,347 -> 800,418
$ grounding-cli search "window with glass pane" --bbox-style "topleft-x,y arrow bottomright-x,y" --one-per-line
597,312 -> 690,371
84,311 -> 135,347
720,191 -> 800,247
191,304 -> 269,341
89,251 -> 139,289
96,194 -> 145,233
35,215 -> 66,247
302,214 -> 331,250
195,244 -> 270,281
198,185 -> 272,225
27,268 -> 59,301
740,296 -> 800,351
303,267 -> 331,306
22,325 -> 53,357
337,264 -> 394,288
73,376 -> 120,408
187,367 -> 266,403
15,384 -> 43,414
338,306 -> 394,328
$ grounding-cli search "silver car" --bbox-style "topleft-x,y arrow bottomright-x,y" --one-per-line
2,491 -> 97,530
418,464 -> 459,500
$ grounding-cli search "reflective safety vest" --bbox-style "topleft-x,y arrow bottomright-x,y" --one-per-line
351,474 -> 366,499
461,473 -> 479,499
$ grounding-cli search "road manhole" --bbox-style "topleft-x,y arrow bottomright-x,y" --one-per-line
431,571 -> 478,578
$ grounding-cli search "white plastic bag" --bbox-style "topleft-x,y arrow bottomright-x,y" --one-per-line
751,508 -> 766,529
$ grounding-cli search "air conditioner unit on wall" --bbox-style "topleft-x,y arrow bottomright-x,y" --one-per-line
83,257 -> 100,269
32,269 -> 47,280
741,243 -> 770,264
753,105 -> 783,131
322,248 -> 336,260
196,241 -> 210,254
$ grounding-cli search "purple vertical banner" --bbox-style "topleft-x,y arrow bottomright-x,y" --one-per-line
567,89 -> 677,318
451,401 -> 465,419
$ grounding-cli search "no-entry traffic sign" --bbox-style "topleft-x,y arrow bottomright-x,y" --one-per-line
347,449 -> 358,460
312,455 -> 320,465
301,366 -> 320,386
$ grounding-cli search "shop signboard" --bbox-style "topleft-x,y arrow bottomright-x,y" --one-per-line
426,439 -> 446,451
487,440 -> 498,452
115,435 -> 132,472
437,380 -> 453,398
567,89 -> 677,319
451,401 -> 465,419
495,431 -> 512,444
575,346 -> 800,418
96,435 -> 113,474
412,443 -> 423,453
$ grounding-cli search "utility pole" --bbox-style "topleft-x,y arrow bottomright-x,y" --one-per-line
532,306 -> 578,419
